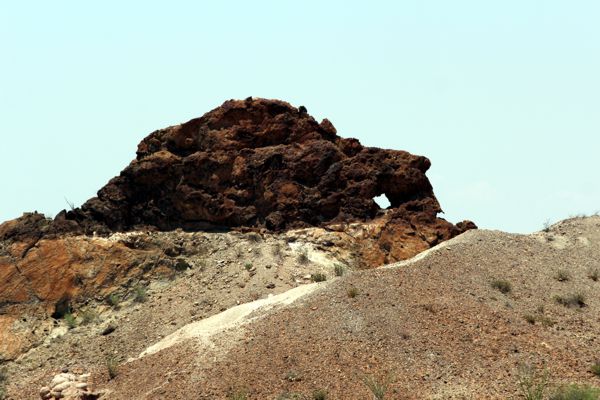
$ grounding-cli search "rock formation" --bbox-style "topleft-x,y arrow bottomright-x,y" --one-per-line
2,97 -> 474,240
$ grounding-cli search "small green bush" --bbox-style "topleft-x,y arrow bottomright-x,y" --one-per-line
549,384 -> 600,400
555,270 -> 571,282
79,309 -> 99,325
133,286 -> 148,303
554,293 -> 586,308
228,389 -> 248,400
271,243 -> 282,258
244,262 -> 253,271
334,264 -> 346,276
518,364 -> 548,400
297,250 -> 309,265
311,273 -> 327,282
362,374 -> 390,400
64,313 -> 77,329
347,287 -> 359,298
591,361 -> 600,377
312,389 -> 328,400
491,279 -> 512,294
106,357 -> 119,380
0,368 -> 7,400
285,370 -> 301,382
524,314 -> 537,324
276,393 -> 304,400
106,293 -> 121,309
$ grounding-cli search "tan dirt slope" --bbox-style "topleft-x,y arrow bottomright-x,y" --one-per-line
3,216 -> 600,399
103,216 -> 600,399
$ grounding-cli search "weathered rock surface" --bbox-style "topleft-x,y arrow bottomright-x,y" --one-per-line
2,98 -> 474,240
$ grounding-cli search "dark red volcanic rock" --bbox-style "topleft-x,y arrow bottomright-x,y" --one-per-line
32,97 -> 472,237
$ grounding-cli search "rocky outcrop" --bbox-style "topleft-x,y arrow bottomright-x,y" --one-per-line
2,98 -> 474,240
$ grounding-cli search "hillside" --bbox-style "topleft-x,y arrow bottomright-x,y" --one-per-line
2,216 -> 599,399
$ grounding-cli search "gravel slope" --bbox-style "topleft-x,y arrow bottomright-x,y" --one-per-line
4,216 -> 600,399
103,216 -> 600,399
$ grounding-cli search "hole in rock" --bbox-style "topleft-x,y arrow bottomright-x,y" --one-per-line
373,194 -> 391,209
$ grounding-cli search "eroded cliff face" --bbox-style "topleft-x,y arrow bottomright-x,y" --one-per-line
0,98 -> 474,362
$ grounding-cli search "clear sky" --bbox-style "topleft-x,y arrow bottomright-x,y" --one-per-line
1,1 -> 599,233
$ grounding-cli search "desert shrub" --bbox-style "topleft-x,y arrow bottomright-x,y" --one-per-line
247,232 -> 261,242
518,364 -> 548,400
524,314 -> 537,324
79,309 -> 99,325
543,220 -> 552,232
362,374 -> 390,400
228,389 -> 248,400
347,287 -> 359,298
106,293 -> 121,309
555,270 -> 571,282
554,293 -> 586,308
549,384 -> 600,400
106,357 -> 119,379
271,243 -> 282,258
334,264 -> 346,276
297,250 -> 309,265
285,370 -> 301,382
0,368 -> 7,400
312,389 -> 328,400
523,312 -> 555,327
591,361 -> 600,377
64,313 -> 77,329
133,286 -> 148,303
244,262 -> 253,271
491,279 -> 512,294
311,273 -> 327,282
276,393 -> 304,400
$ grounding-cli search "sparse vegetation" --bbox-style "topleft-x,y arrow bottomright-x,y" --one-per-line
107,293 -> 122,309
106,357 -> 119,379
362,374 -> 390,400
312,389 -> 328,400
276,393 -> 304,400
591,361 -> 600,377
285,370 -> 301,382
543,220 -> 552,233
491,279 -> 512,294
334,263 -> 346,276
271,243 -> 283,258
555,269 -> 571,282
0,368 -> 7,400
133,286 -> 148,303
588,268 -> 599,282
311,273 -> 327,282
244,262 -> 253,271
79,309 -> 99,325
554,293 -> 586,308
64,312 -> 77,329
228,389 -> 248,400
523,311 -> 555,327
297,250 -> 309,265
248,232 -> 262,243
524,313 -> 537,324
347,287 -> 359,298
518,364 -> 548,400
549,384 -> 600,400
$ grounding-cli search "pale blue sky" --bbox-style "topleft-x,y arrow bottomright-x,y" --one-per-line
1,1 -> 599,233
